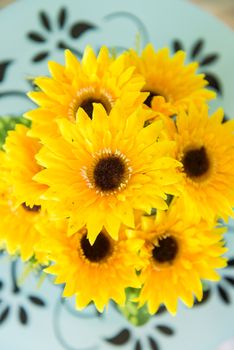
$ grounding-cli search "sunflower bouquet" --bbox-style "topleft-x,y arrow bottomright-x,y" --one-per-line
0,44 -> 233,324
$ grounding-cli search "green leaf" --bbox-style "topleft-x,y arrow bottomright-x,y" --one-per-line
0,116 -> 31,149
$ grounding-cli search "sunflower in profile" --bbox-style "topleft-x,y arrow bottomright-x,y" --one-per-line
4,124 -> 47,207
0,151 -> 46,262
38,219 -> 144,312
34,103 -> 182,244
26,46 -> 147,139
135,202 -> 227,315
174,103 -> 234,221
125,44 -> 215,118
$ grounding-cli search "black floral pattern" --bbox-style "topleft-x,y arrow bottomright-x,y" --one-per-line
171,38 -> 222,96
194,256 -> 234,307
0,60 -> 13,82
105,306 -> 174,350
218,258 -> 234,304
27,7 -> 97,62
52,297 -> 174,350
0,259 -> 46,327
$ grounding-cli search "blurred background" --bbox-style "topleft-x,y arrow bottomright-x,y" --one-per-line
191,0 -> 234,28
1,0 -> 234,29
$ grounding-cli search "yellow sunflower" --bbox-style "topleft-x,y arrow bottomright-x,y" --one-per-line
26,46 -> 147,139
135,202 -> 227,315
173,103 -> 234,221
37,219 -> 144,312
4,124 -> 47,207
34,103 -> 182,244
125,44 -> 215,117
0,151 -> 46,262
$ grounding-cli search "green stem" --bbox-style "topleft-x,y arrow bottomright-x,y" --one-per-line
116,288 -> 151,327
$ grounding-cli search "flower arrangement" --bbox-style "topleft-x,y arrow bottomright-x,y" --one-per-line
0,44 -> 233,324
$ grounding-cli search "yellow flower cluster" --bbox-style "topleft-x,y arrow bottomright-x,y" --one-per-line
0,44 -> 233,315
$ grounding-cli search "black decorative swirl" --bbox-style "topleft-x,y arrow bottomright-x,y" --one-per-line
52,295 -> 175,350
63,297 -> 103,320
0,60 -> 29,104
53,297 -> 100,350
103,11 -> 150,54
0,90 -> 28,100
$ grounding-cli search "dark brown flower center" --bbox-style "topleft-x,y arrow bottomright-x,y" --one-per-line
182,146 -> 210,178
80,97 -> 112,119
93,155 -> 126,192
152,236 -> 178,264
144,91 -> 160,108
22,203 -> 41,212
80,232 -> 112,262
